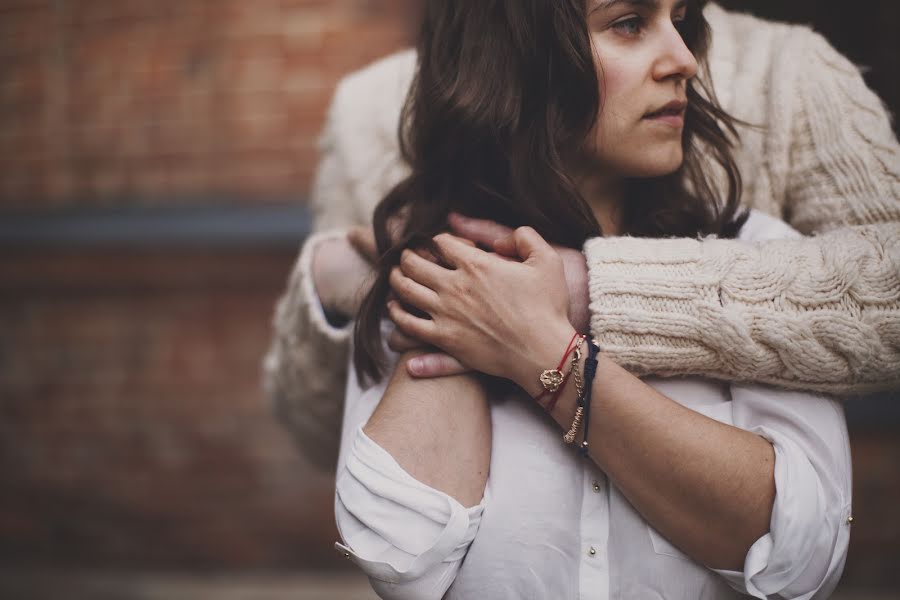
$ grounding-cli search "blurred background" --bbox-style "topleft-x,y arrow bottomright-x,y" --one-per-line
0,1 -> 897,598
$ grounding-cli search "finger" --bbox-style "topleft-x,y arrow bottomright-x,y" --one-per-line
400,248 -> 449,291
347,226 -> 378,262
406,352 -> 470,378
387,328 -> 426,353
431,232 -> 485,268
447,212 -> 514,250
389,266 -> 440,313
414,247 -> 440,264
492,234 -> 522,260
511,226 -> 555,265
387,300 -> 439,345
494,232 -> 521,258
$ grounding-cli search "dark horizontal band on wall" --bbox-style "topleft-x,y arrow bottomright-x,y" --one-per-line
2,203 -> 897,423
0,204 -> 312,249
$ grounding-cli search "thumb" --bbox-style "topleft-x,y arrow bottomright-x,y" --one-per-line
510,226 -> 554,265
448,212 -> 515,249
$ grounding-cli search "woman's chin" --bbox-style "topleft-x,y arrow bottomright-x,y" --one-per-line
582,144 -> 684,179
625,149 -> 684,178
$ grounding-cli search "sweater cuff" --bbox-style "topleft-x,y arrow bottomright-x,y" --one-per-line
582,235 -> 727,377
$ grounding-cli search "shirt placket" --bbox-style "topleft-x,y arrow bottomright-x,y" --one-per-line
579,463 -> 610,599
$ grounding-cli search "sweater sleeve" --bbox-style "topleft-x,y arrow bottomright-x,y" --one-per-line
583,31 -> 900,396
261,79 -> 363,471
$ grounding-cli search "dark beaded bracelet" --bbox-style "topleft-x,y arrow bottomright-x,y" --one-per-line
579,337 -> 600,457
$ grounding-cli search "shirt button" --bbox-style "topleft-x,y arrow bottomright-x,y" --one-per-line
592,481 -> 601,493
588,546 -> 597,556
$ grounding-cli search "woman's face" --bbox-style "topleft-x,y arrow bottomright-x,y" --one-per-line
584,0 -> 698,178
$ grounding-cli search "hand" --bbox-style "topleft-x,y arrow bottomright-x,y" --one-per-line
312,226 -> 377,320
448,212 -> 590,333
311,214 -> 408,321
387,246 -> 475,379
387,227 -> 576,389
399,212 -> 591,378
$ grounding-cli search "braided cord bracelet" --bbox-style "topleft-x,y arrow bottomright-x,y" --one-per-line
578,338 -> 600,457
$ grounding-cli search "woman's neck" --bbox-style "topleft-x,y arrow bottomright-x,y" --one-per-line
574,169 -> 625,237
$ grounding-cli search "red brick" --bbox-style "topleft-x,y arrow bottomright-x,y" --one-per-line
0,0 -> 419,206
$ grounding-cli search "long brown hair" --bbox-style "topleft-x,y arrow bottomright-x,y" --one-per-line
353,0 -> 750,385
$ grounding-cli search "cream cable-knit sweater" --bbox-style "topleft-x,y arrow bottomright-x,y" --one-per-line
263,3 -> 900,470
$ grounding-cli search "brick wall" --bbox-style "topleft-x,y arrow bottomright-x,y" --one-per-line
0,0 -> 419,208
0,250 -> 344,569
1,1 -> 897,208
0,0 -> 421,573
1,0 -> 898,591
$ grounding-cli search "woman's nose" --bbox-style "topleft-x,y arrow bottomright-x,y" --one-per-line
652,24 -> 698,82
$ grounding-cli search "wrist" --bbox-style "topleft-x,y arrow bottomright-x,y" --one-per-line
565,251 -> 591,332
311,238 -> 340,315
312,236 -> 373,320
512,321 -> 580,398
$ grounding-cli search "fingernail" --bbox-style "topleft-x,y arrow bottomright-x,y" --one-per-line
408,357 -> 423,374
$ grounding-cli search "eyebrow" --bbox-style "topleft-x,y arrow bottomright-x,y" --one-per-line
592,0 -> 687,12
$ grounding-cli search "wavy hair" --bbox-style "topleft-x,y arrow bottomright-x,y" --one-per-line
353,0 -> 750,384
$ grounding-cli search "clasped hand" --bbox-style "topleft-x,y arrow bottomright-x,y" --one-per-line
387,222 -> 575,388
320,212 -> 591,379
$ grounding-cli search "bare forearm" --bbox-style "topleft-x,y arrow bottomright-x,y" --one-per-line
363,350 -> 491,508
517,328 -> 775,570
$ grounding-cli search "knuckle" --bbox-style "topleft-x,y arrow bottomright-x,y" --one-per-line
417,248 -> 437,264
448,276 -> 467,294
390,266 -> 407,287
400,248 -> 415,269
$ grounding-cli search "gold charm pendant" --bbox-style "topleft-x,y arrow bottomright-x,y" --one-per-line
539,369 -> 564,392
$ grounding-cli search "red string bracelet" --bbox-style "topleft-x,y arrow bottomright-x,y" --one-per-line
534,332 -> 584,409
533,331 -> 579,406
546,334 -> 586,413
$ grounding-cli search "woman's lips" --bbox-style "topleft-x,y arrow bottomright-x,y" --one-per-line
643,100 -> 687,127
643,107 -> 685,127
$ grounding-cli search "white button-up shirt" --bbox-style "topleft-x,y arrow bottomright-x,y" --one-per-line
333,210 -> 853,599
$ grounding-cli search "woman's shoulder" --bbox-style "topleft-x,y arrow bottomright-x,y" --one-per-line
737,209 -> 804,243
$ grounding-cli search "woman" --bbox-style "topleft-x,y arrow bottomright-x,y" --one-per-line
332,1 -> 851,598
262,1 -> 899,474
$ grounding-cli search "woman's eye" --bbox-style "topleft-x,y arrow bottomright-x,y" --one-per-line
612,16 -> 643,36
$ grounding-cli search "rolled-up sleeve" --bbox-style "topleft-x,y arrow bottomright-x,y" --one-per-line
712,383 -> 852,599
335,425 -> 487,600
